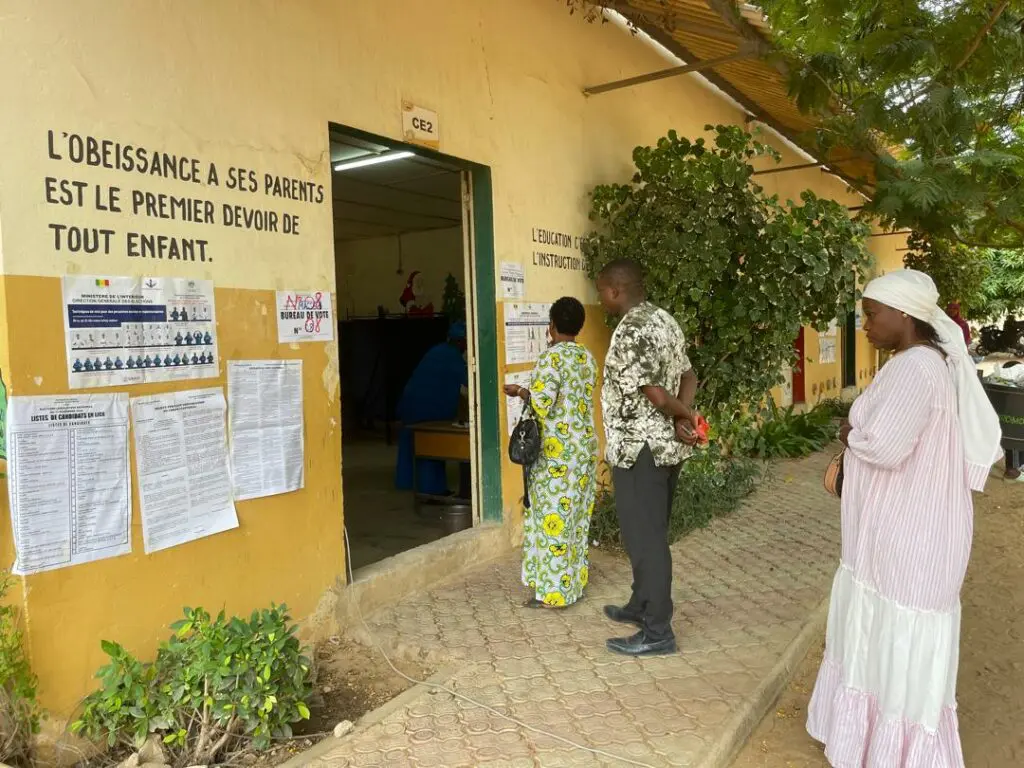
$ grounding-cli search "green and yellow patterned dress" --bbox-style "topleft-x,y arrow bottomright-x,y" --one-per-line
522,342 -> 599,606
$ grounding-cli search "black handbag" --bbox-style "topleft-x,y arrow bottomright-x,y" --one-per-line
508,403 -> 541,508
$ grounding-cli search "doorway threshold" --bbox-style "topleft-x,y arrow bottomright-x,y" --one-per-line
338,523 -> 511,626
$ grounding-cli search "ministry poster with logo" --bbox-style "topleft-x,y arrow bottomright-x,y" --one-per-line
62,275 -> 219,389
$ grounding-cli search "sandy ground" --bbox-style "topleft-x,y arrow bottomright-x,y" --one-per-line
250,637 -> 431,766
732,473 -> 1024,768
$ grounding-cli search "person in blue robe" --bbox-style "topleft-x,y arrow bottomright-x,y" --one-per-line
394,322 -> 468,495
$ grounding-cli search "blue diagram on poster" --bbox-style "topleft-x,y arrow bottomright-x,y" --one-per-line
62,275 -> 218,389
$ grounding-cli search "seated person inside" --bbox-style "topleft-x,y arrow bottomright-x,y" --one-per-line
394,321 -> 469,497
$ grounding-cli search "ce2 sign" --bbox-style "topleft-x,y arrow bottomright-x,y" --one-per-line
402,101 -> 440,149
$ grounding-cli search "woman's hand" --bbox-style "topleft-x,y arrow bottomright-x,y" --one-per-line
839,420 -> 852,447
503,385 -> 529,400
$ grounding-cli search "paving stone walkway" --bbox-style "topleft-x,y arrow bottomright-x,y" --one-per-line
309,453 -> 840,768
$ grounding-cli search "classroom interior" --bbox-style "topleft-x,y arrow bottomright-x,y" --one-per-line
330,127 -> 475,572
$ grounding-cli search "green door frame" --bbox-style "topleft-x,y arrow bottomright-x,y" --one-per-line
468,168 -> 501,522
842,311 -> 857,388
327,123 -> 502,524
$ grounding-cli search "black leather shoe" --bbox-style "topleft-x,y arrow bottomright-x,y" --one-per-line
603,604 -> 643,628
606,631 -> 677,657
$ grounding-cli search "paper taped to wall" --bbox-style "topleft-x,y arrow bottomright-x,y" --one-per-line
503,303 -> 551,365
63,275 -> 218,389
276,290 -> 334,343
131,388 -> 238,553
7,393 -> 132,574
228,360 -> 304,501
499,262 -> 526,300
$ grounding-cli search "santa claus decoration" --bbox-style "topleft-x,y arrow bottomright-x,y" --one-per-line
399,271 -> 434,316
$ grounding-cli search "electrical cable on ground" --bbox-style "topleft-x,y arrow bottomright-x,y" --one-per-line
342,526 -> 657,768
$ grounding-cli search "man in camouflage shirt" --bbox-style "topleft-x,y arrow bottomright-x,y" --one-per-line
597,259 -> 701,656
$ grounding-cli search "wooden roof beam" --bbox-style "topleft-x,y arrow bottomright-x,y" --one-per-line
583,49 -> 756,96
752,156 -> 858,176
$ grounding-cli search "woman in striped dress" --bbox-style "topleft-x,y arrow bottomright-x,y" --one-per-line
807,270 -> 1002,767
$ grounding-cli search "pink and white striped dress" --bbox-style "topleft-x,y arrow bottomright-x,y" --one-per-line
808,347 -> 971,767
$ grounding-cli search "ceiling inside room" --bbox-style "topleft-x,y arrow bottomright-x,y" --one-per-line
329,129 -> 463,242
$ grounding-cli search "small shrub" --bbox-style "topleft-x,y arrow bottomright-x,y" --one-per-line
671,447 -> 763,540
72,604 -> 312,767
706,407 -> 761,458
815,397 -> 853,419
748,401 -> 837,459
590,446 -> 763,548
589,489 -> 622,549
0,573 -> 40,766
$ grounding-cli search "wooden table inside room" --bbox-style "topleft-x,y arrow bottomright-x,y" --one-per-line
411,421 -> 471,514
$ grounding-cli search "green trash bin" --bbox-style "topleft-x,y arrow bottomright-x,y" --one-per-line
983,381 -> 1024,453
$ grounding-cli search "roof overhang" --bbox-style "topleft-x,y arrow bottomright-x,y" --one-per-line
584,0 -> 880,196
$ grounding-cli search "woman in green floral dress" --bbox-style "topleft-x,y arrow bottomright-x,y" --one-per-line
504,297 -> 598,608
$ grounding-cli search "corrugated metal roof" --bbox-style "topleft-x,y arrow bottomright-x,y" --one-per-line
608,0 -> 878,193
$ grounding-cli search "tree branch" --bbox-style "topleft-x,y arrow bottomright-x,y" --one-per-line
984,201 -> 1024,236
202,717 -> 239,764
194,679 -> 211,762
956,0 -> 1011,72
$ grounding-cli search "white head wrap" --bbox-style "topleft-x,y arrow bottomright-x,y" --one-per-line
863,269 -> 1002,490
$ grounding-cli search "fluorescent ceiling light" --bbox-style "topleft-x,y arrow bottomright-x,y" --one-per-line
333,151 -> 414,172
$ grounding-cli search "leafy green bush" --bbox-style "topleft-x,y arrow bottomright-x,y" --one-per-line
748,402 -> 837,459
590,446 -> 762,548
583,125 -> 872,414
71,604 -> 312,767
706,407 -> 761,459
815,397 -> 853,420
0,573 -> 39,766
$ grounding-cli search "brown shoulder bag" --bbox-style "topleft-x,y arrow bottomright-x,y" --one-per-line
824,450 -> 845,498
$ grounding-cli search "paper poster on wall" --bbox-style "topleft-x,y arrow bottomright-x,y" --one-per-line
276,290 -> 334,343
227,361 -> 304,501
6,394 -> 131,575
499,262 -> 526,301
131,388 -> 238,554
503,303 -> 552,365
63,275 -> 218,389
818,321 -> 838,365
504,371 -> 533,436
778,365 -> 794,407
0,371 -> 7,462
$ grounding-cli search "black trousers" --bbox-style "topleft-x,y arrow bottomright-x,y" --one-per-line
612,445 -> 681,641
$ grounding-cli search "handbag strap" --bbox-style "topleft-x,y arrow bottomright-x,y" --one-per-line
522,464 -> 531,509
517,396 -> 534,509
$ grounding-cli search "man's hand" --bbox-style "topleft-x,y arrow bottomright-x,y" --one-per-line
674,410 -> 705,446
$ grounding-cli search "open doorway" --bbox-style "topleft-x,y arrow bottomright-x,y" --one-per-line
329,126 -> 480,572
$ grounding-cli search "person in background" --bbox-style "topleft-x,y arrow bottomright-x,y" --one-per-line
596,260 -> 702,657
947,301 -> 973,346
808,270 -> 1002,767
394,322 -> 468,496
505,297 -> 598,609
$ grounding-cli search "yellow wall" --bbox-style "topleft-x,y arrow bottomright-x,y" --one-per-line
336,228 -> 463,318
2,278 -> 343,720
0,0 -> 895,715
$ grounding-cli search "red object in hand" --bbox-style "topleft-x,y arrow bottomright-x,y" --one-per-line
694,415 -> 710,445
